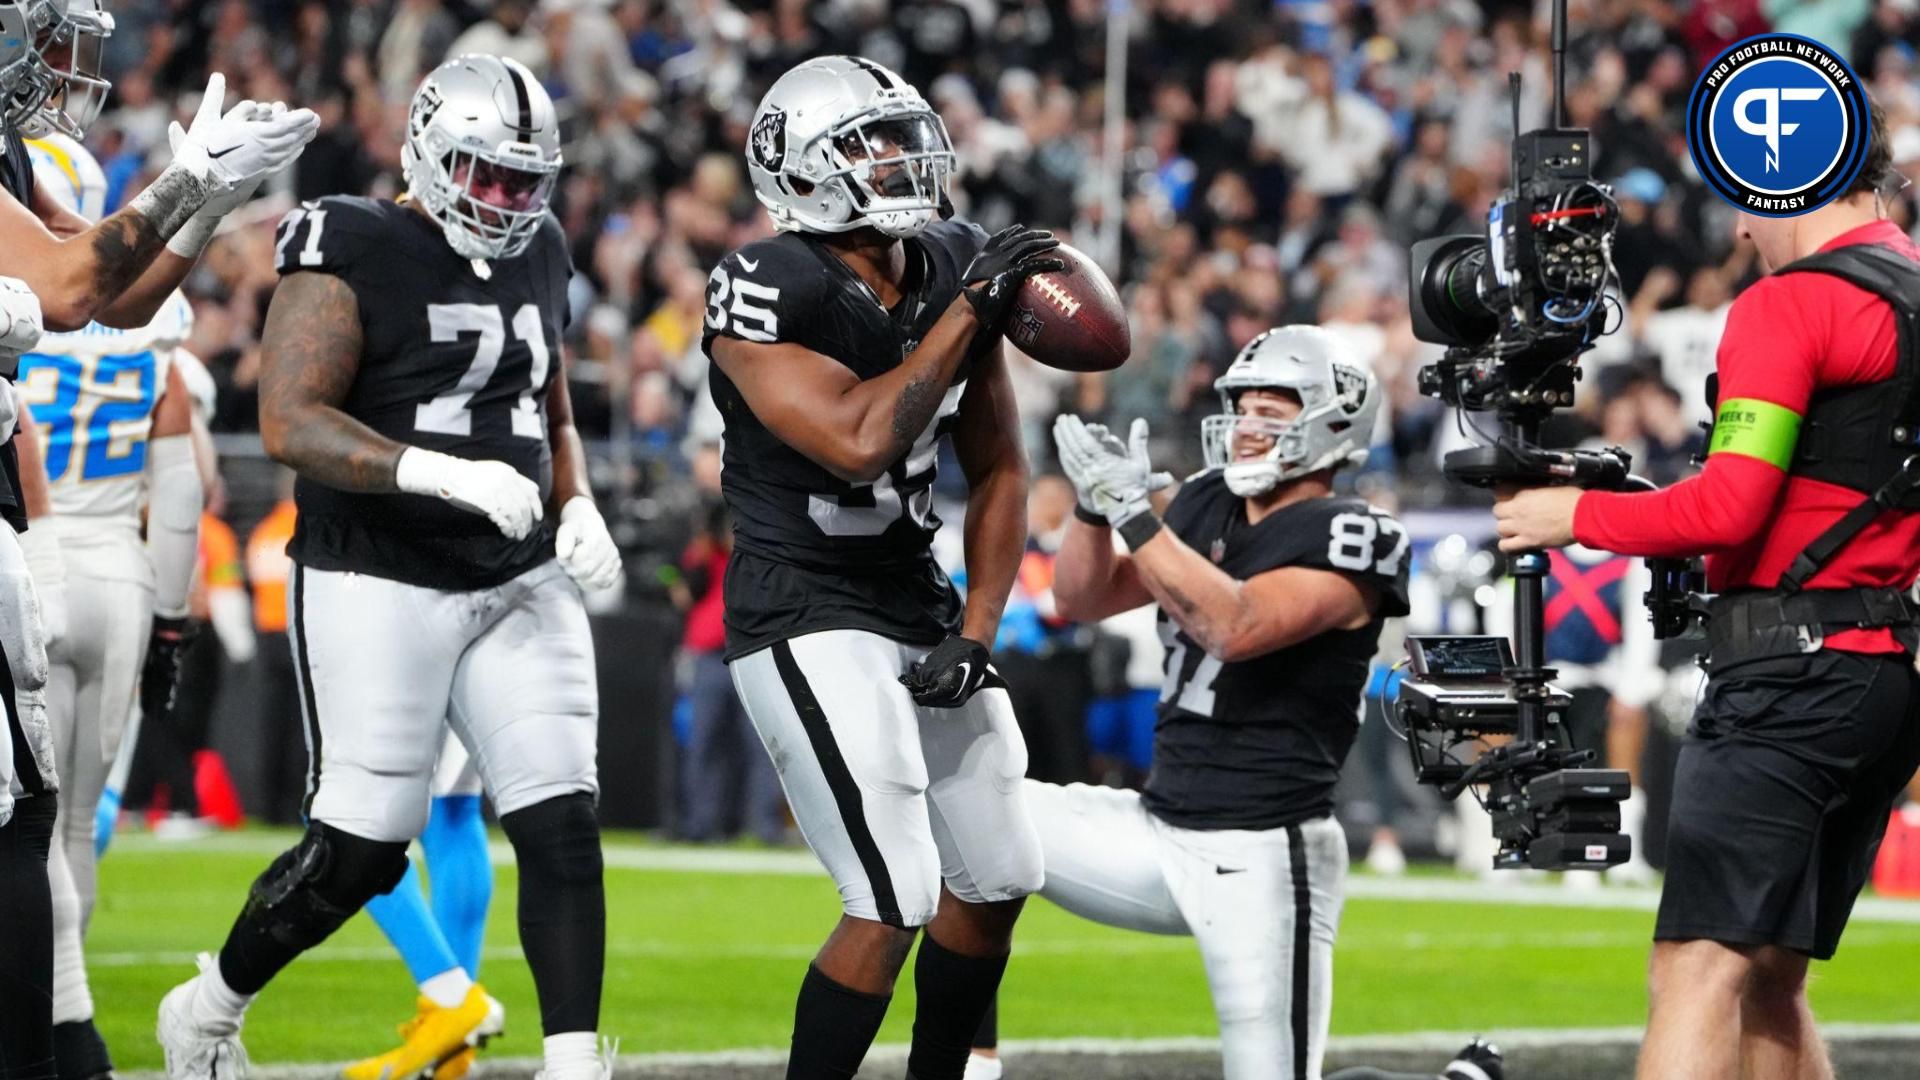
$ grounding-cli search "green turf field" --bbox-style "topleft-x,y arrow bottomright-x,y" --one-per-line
84,828 -> 1920,1071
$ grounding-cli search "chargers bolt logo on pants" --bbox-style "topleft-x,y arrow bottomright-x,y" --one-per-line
1686,33 -> 1870,216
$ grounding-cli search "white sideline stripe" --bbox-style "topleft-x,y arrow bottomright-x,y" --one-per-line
104,833 -> 1920,923
115,1024 -> 1920,1079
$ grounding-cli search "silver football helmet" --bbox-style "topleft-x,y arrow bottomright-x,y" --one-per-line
746,55 -> 955,238
19,0 -> 109,139
402,54 -> 561,262
1202,325 -> 1381,497
0,0 -> 111,139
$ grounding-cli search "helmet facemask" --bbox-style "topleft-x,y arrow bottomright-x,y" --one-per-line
1202,386 -> 1361,497
20,0 -> 110,139
818,106 -> 954,238
0,0 -> 102,137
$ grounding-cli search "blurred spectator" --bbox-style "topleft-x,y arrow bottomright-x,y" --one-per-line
1630,265 -> 1733,429
987,475 -> 1094,784
447,0 -> 549,75
244,487 -> 304,826
674,502 -> 785,843
124,505 -> 249,832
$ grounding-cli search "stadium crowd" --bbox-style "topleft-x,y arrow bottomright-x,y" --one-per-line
84,0 -> 1920,842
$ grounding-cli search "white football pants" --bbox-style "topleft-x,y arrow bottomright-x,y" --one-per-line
1025,781 -> 1348,1080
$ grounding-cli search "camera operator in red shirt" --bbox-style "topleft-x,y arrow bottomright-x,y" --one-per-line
1495,101 -> 1920,1080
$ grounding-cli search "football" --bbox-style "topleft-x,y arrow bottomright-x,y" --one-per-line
1006,242 -> 1131,372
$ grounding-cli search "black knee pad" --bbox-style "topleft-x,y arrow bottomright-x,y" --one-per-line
500,792 -> 602,885
242,824 -> 408,951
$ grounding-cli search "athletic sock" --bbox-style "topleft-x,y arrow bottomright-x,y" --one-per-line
363,859 -> 466,991
972,996 -> 998,1050
0,796 -> 59,1080
905,934 -> 1010,1080
419,968 -> 475,1011
500,795 -> 604,1035
192,955 -> 254,1031
788,964 -> 891,1080
51,1019 -> 112,1080
423,794 -> 492,977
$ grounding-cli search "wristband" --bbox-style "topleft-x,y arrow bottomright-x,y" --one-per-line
165,213 -> 219,259
394,446 -> 455,497
1117,512 -> 1164,551
1073,504 -> 1108,527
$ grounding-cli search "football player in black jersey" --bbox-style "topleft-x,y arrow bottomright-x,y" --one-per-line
704,55 -> 1063,1080
154,56 -> 619,1080
0,2 -> 319,1072
1028,326 -> 1416,1080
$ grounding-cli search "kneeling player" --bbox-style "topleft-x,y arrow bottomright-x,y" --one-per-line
1038,327 -> 1416,1080
155,56 -> 620,1080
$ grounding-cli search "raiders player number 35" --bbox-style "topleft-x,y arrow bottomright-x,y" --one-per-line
706,55 -> 1064,1080
155,55 -> 618,1080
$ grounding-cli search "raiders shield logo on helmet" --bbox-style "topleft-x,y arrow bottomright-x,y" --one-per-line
751,107 -> 788,174
1332,363 -> 1368,415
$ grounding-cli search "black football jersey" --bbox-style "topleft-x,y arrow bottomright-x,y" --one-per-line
272,196 -> 570,590
0,128 -> 33,533
1141,471 -> 1412,832
702,220 -> 993,659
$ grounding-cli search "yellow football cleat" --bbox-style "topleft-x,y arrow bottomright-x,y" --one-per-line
430,1048 -> 475,1080
343,985 -> 501,1080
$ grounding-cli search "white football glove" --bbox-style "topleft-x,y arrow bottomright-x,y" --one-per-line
396,447 -> 545,541
555,496 -> 623,591
1052,415 -> 1174,527
0,277 -> 44,367
166,100 -> 282,258
168,74 -> 319,195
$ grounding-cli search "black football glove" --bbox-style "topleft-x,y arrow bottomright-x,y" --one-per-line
140,615 -> 196,725
960,225 -> 1065,331
899,634 -> 1006,709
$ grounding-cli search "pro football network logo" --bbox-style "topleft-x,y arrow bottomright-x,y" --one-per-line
1686,33 -> 1869,216
750,107 -> 787,174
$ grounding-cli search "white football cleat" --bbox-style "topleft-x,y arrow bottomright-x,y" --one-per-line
157,954 -> 250,1080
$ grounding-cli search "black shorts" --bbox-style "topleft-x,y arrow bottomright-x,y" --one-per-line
1656,650 -> 1920,959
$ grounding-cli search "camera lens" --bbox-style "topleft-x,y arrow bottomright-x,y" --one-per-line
1409,235 -> 1501,346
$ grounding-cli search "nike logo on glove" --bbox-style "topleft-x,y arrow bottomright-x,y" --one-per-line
1215,866 -> 1247,875
953,660 -> 972,689
208,145 -> 241,160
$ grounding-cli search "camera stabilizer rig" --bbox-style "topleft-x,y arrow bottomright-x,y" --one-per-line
1393,0 -> 1653,871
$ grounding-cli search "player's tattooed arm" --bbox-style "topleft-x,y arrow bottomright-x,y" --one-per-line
952,342 -> 1028,646
1130,539 -> 1378,662
0,169 -> 210,331
258,272 -> 405,492
710,299 -> 982,483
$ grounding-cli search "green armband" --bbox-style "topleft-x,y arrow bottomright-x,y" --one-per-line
1707,398 -> 1801,469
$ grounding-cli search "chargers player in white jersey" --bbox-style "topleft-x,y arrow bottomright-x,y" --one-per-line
17,128 -> 206,1080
